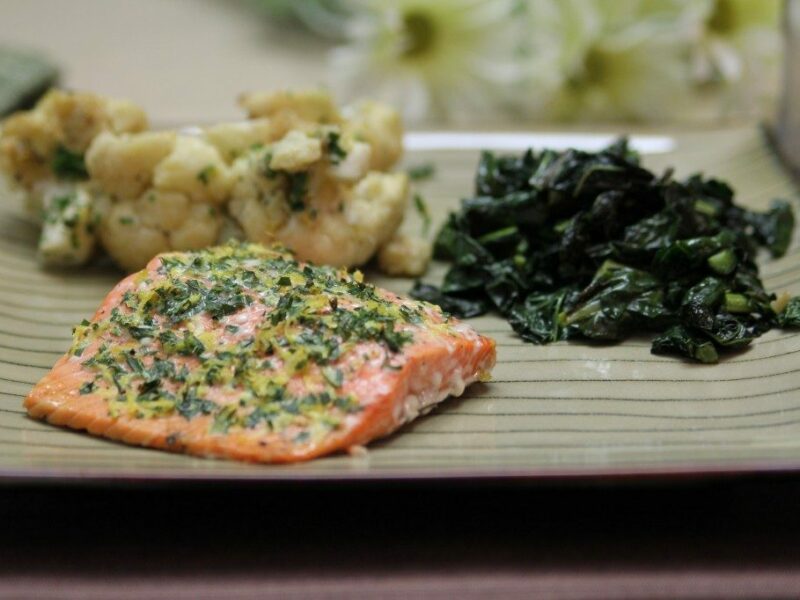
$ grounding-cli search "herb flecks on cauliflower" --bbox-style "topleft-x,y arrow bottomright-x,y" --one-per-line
268,130 -> 322,173
0,89 -> 147,190
239,89 -> 342,128
38,186 -> 98,267
1,88 -> 427,277
228,89 -> 414,272
0,90 -> 148,266
86,131 -> 176,200
88,132 -> 229,271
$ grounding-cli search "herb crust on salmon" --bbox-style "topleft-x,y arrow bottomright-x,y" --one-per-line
25,242 -> 496,462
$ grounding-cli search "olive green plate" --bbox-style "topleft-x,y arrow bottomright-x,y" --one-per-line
1,127 -> 799,484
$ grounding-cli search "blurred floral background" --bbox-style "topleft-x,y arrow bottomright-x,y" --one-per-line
247,0 -> 783,125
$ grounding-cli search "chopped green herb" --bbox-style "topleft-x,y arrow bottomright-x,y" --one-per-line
262,152 -> 277,179
51,145 -> 88,180
70,242 -> 432,438
413,193 -> 431,235
43,193 -> 75,225
408,162 -> 435,181
211,405 -> 239,434
159,329 -> 205,356
285,171 -> 308,211
326,131 -> 347,165
176,386 -> 216,420
322,366 -> 343,388
197,164 -> 216,184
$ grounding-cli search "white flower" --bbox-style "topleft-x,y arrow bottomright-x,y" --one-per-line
522,0 -> 698,122
323,0 -> 782,124
688,0 -> 782,118
328,0 -> 534,124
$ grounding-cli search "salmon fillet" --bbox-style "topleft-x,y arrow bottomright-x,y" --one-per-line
25,242 -> 496,463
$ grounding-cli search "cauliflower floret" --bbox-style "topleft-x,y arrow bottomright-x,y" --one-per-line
38,184 -> 97,266
0,89 -> 147,189
228,137 -> 409,268
268,130 -> 322,173
377,233 -> 432,277
104,99 -> 149,135
234,90 -> 406,268
88,132 -> 230,271
342,101 -> 403,171
331,140 -> 371,182
153,136 -> 232,204
241,91 -> 403,173
135,189 -> 190,230
228,146 -> 294,240
0,110 -> 55,187
239,89 -> 341,125
46,92 -> 147,155
86,131 -> 175,199
98,200 -> 170,272
228,190 -> 287,242
277,171 -> 408,267
202,119 -> 276,162
345,172 -> 408,241
170,204 -> 222,250
97,193 -> 222,271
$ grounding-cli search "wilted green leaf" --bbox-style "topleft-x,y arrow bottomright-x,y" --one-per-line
412,138 -> 797,363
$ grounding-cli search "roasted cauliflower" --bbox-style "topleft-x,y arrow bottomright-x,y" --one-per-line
87,132 -> 231,271
0,88 -> 430,276
0,89 -> 147,192
0,90 -> 148,265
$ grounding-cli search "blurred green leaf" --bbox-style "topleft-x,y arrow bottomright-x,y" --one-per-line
0,47 -> 58,116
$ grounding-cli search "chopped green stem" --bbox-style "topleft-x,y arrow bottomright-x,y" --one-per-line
724,293 -> 751,314
707,249 -> 736,275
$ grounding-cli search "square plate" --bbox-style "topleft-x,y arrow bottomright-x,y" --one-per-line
1,127 -> 799,484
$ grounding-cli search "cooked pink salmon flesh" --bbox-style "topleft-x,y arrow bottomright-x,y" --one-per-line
25,243 -> 496,463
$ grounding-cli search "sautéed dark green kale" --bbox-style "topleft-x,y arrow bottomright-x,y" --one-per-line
412,139 -> 799,363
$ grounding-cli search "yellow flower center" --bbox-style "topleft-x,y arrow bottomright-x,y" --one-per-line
707,0 -> 736,34
582,46 -> 609,86
401,11 -> 436,59
567,45 -> 610,90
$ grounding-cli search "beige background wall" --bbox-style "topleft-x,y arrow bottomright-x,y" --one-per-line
0,0 -> 329,124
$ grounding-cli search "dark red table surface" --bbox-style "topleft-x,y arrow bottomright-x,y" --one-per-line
2,475 -> 800,599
